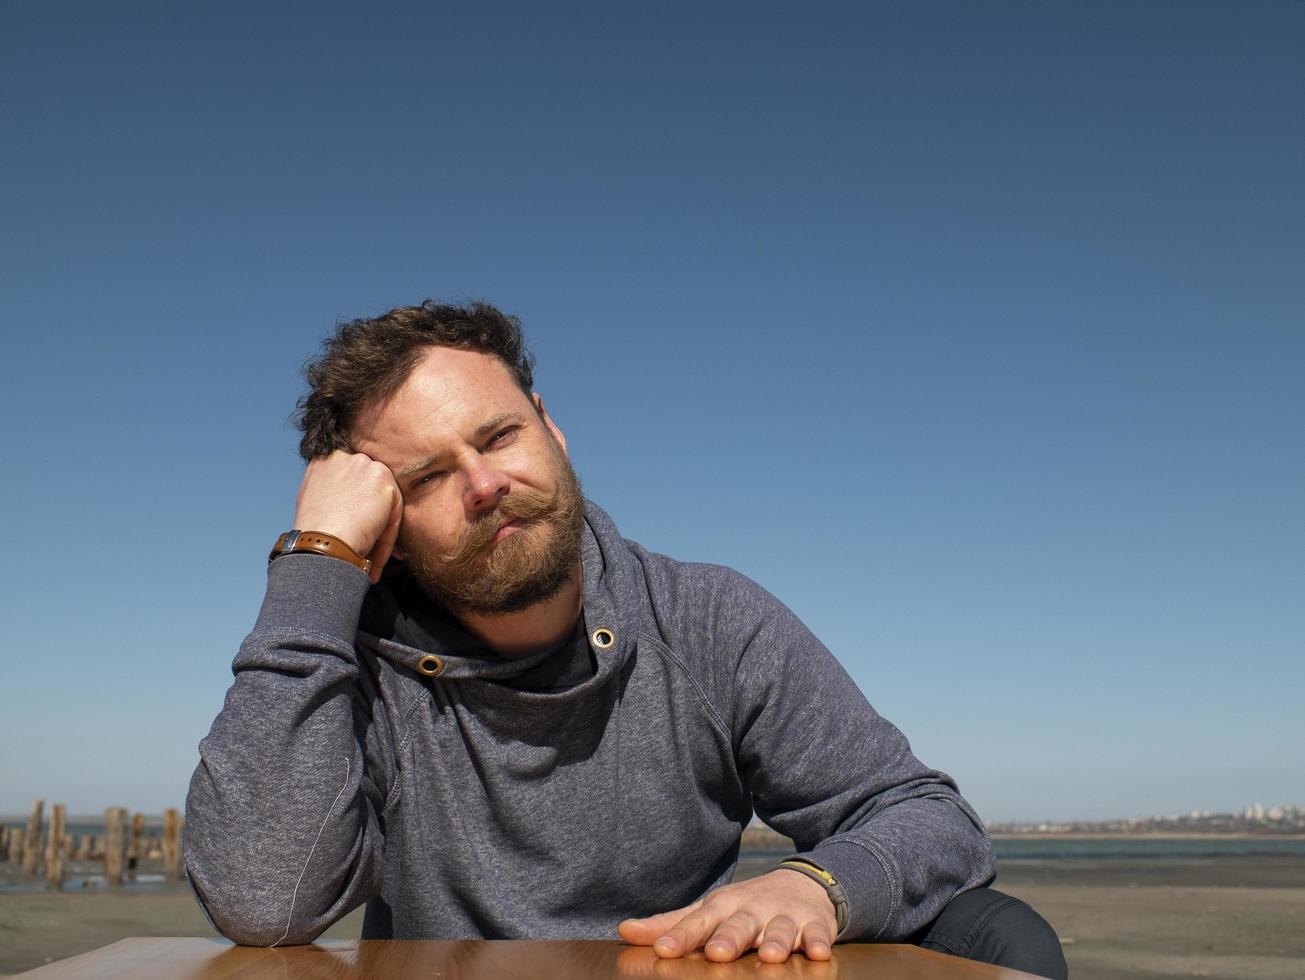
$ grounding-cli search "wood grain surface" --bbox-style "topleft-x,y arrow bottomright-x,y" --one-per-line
15,937 -> 1046,979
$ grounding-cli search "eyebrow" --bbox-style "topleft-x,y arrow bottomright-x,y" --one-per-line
396,412 -> 527,480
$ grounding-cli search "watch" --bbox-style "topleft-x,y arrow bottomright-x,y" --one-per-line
268,530 -> 372,575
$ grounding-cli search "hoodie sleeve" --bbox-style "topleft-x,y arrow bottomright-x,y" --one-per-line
718,569 -> 996,942
183,554 -> 393,946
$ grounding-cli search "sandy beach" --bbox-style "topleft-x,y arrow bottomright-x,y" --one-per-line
992,856 -> 1305,979
3,854 -> 1303,978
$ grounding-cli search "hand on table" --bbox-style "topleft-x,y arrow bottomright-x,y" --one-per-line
618,869 -> 837,964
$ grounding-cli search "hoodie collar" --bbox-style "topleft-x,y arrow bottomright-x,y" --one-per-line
356,499 -> 640,683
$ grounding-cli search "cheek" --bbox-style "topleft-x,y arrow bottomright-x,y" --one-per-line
397,505 -> 459,555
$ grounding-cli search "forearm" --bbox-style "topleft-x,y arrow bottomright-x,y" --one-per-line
184,555 -> 387,946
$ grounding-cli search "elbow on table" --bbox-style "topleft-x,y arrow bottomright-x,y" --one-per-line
186,865 -> 328,947
219,919 -> 322,948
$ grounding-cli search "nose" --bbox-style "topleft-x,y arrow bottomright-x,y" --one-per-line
461,454 -> 510,514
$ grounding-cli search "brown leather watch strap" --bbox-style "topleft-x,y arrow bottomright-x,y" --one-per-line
268,530 -> 373,574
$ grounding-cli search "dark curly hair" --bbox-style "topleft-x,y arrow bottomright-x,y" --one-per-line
295,299 -> 536,460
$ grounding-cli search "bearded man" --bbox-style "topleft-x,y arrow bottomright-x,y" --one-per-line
184,300 -> 1067,977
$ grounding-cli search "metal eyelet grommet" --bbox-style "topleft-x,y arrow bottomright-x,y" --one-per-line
417,655 -> 444,676
591,628 -> 615,650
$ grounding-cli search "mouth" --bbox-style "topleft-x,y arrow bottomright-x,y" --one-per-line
491,518 -> 526,544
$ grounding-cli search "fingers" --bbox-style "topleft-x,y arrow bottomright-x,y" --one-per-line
617,900 -> 702,946
800,920 -> 834,961
650,908 -> 810,964
293,450 -> 401,564
757,915 -> 800,963
704,910 -> 764,962
622,870 -> 838,964
653,906 -> 724,959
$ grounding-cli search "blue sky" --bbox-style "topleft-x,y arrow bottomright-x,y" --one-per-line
1,1 -> 1301,822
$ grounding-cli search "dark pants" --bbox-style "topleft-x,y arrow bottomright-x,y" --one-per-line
915,887 -> 1069,979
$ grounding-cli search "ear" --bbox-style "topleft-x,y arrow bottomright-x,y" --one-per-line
532,393 -> 568,457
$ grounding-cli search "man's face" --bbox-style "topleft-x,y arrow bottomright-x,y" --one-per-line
351,346 -> 584,616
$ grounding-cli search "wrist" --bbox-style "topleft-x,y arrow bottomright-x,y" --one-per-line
775,858 -> 849,936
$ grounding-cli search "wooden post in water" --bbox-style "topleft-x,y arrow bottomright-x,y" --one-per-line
0,826 -> 7,861
7,827 -> 23,866
22,799 -> 44,875
75,834 -> 92,861
104,807 -> 127,886
162,808 -> 181,880
127,812 -> 144,873
44,804 -> 66,890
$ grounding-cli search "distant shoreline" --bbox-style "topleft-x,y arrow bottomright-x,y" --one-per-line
989,832 -> 1305,841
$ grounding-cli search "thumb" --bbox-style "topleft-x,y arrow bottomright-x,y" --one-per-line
618,900 -> 702,944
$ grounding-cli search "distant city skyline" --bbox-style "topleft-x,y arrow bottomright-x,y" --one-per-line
989,802 -> 1305,839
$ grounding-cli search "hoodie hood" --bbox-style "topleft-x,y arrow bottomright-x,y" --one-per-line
355,499 -> 642,685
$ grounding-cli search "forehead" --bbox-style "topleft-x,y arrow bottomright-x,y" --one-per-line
351,347 -> 529,463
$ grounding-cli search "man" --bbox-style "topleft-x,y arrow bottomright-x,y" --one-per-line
184,300 -> 1067,976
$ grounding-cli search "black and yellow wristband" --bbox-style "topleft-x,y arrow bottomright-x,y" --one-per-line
776,857 -> 850,936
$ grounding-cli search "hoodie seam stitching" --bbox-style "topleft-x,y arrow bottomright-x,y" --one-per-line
270,756 -> 352,947
380,691 -> 426,814
637,631 -> 731,743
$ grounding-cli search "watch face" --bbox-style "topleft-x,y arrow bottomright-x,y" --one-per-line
281,530 -> 302,553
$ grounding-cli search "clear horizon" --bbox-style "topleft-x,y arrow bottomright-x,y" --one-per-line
2,1 -> 1302,824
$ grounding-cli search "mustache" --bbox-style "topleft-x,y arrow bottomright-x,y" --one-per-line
436,486 -> 560,568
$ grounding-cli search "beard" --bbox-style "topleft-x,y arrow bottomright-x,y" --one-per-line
401,444 -> 585,616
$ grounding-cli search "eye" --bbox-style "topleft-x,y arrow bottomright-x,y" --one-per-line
411,470 -> 446,490
488,426 -> 520,448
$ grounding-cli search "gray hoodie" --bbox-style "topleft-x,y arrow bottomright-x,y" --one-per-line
184,500 -> 995,946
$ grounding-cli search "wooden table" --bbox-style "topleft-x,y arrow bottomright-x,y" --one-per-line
15,938 -> 1045,978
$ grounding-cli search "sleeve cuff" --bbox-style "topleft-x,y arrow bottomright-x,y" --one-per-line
797,838 -> 897,941
252,553 -> 371,643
